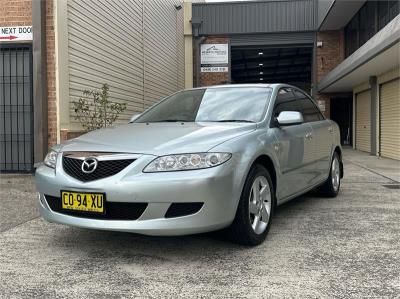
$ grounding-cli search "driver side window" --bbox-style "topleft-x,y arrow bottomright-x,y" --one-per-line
273,88 -> 302,118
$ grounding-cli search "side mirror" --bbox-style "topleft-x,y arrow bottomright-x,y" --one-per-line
130,113 -> 141,123
276,111 -> 303,126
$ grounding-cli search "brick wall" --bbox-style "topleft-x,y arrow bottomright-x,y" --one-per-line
0,0 -> 31,26
316,30 -> 345,82
315,30 -> 345,118
199,36 -> 230,86
46,0 -> 57,148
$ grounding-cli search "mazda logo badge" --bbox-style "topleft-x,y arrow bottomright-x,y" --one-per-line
81,157 -> 98,174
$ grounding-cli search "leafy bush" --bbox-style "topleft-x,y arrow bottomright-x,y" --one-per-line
73,84 -> 126,131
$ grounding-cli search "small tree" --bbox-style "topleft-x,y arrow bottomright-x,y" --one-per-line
73,84 -> 126,131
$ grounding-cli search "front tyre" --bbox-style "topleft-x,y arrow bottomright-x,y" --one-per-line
317,152 -> 341,197
229,164 -> 275,246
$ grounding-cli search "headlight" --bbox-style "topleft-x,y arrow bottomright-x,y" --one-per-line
143,153 -> 232,172
44,150 -> 58,169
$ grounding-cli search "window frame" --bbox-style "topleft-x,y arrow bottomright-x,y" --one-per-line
269,86 -> 325,127
344,0 -> 399,57
292,88 -> 326,123
270,87 -> 297,127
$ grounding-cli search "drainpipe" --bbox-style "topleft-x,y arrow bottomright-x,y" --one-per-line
194,36 -> 206,87
191,17 -> 204,88
32,0 -> 48,163
369,76 -> 378,156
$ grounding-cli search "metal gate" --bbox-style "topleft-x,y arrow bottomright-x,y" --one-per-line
0,45 -> 33,172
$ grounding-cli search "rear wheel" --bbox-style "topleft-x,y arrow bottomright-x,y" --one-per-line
229,164 -> 275,246
317,152 -> 341,197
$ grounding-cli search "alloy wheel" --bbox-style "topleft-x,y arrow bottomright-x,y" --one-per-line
248,176 -> 272,235
331,156 -> 340,192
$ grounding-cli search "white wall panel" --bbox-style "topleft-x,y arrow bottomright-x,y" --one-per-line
67,0 -> 185,128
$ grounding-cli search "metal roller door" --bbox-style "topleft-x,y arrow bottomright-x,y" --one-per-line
355,90 -> 371,153
380,79 -> 400,160
0,45 -> 33,172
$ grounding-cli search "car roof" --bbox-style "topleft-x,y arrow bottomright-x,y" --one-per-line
191,83 -> 273,89
188,83 -> 300,91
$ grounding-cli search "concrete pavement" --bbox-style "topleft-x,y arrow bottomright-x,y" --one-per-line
0,148 -> 399,298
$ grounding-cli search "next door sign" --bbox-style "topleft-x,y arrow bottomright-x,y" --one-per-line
0,26 -> 33,42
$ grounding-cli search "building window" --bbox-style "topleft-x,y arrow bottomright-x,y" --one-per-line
345,14 -> 359,57
389,1 -> 399,20
345,0 -> 399,57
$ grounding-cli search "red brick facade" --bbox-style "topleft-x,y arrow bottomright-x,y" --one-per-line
46,0 -> 57,148
0,0 -> 31,26
60,130 -> 83,141
199,36 -> 230,86
315,30 -> 346,118
1,0 -> 56,149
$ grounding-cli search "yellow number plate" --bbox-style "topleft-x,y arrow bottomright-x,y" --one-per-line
61,191 -> 105,213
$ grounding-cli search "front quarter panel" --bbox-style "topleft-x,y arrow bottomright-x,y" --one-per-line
210,127 -> 282,208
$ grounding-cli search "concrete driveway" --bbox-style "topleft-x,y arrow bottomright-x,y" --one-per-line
0,148 -> 399,298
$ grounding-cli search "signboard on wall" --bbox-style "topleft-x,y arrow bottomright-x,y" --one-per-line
201,44 -> 229,64
0,26 -> 33,42
201,44 -> 229,73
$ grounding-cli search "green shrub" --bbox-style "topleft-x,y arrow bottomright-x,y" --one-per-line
73,84 -> 126,131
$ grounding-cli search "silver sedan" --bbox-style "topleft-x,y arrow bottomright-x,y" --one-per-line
35,84 -> 343,245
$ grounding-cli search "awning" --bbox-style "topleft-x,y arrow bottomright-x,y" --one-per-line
318,15 -> 400,93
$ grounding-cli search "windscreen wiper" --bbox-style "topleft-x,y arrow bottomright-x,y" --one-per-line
213,120 -> 255,123
152,119 -> 189,122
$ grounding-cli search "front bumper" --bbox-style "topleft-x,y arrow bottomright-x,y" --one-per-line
35,154 -> 240,236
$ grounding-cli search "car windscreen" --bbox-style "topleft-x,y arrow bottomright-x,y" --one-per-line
134,87 -> 272,123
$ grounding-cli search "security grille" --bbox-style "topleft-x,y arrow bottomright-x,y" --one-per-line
0,45 -> 33,172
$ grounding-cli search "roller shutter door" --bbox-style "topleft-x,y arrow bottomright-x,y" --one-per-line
355,90 -> 371,153
380,79 -> 400,160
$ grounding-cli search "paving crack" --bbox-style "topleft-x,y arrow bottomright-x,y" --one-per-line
0,216 -> 40,234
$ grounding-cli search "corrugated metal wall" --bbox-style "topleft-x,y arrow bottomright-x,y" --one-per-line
67,0 -> 184,127
380,79 -> 400,160
355,90 -> 371,153
143,0 -> 185,107
192,0 -> 316,35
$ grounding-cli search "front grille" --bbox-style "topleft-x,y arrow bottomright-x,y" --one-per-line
165,202 -> 204,218
44,195 -> 147,220
62,156 -> 135,182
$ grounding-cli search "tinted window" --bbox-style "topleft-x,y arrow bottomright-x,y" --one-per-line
293,90 -> 324,123
345,1 -> 399,57
379,0 -> 390,30
135,87 -> 272,123
272,88 -> 299,118
389,1 -> 399,20
345,14 -> 359,57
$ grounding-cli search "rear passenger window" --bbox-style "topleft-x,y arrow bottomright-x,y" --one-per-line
293,90 -> 324,122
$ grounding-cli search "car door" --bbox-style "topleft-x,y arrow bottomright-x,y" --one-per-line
271,88 -> 314,200
293,89 -> 332,185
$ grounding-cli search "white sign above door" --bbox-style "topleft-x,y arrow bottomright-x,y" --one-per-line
0,26 -> 33,42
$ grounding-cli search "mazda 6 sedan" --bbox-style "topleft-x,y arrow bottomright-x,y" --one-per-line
36,84 -> 343,245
